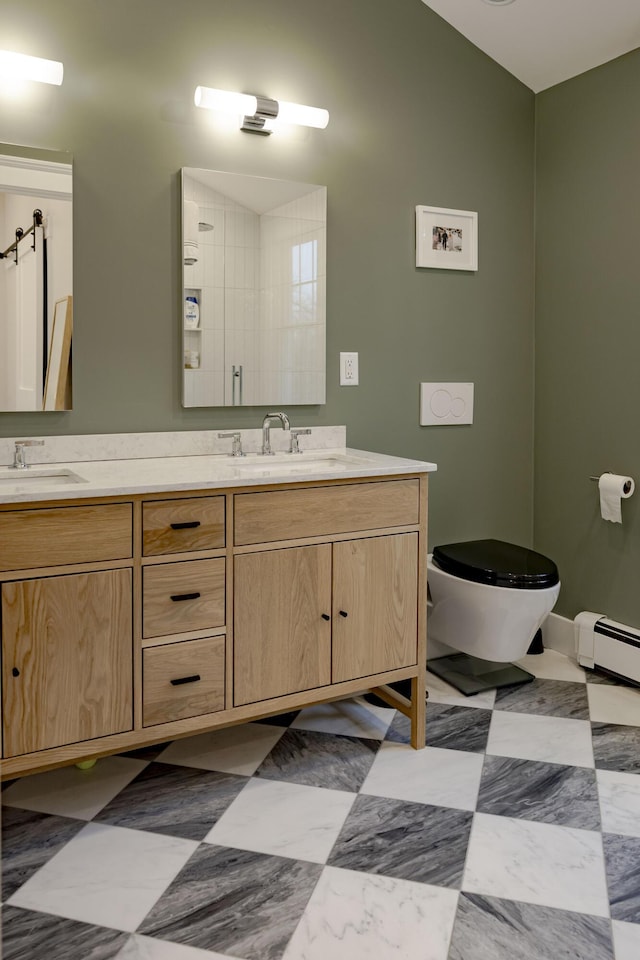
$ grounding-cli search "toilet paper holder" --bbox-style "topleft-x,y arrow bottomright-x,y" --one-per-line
589,473 -> 633,495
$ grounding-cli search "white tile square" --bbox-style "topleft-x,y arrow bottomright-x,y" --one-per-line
1,756 -> 147,820
361,742 -> 484,811
156,723 -> 285,776
587,683 -> 640,726
487,710 -> 594,767
115,935 -> 233,959
426,669 -> 497,710
8,823 -> 198,932
597,769 -> 640,837
283,866 -> 458,960
515,649 -> 587,683
463,813 -> 609,918
612,919 -> 640,960
290,697 -> 395,741
205,778 -> 355,863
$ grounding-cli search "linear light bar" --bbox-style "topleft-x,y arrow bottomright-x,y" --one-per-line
0,50 -> 64,86
194,85 -> 329,135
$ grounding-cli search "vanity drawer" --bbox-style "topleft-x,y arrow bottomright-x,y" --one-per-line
142,496 -> 225,556
0,503 -> 132,572
142,558 -> 225,638
143,636 -> 225,726
234,479 -> 420,545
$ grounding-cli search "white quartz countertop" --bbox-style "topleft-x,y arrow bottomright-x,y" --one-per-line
0,448 -> 437,505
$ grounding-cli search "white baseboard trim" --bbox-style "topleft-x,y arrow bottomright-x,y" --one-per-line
541,612 -> 575,658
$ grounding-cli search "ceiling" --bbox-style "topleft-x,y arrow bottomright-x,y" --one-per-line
420,0 -> 640,93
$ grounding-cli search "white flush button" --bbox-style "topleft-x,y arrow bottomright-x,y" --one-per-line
420,382 -> 474,425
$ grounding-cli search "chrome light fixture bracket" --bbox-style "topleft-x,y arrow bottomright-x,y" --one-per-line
241,95 -> 279,135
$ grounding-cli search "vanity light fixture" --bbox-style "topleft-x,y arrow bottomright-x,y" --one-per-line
194,86 -> 329,135
0,50 -> 64,86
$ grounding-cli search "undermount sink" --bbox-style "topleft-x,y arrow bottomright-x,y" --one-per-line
233,454 -> 369,477
0,468 -> 87,486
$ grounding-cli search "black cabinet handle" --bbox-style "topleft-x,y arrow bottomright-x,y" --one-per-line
12,667 -> 20,677
170,674 -> 201,686
170,592 -> 201,602
170,521 -> 201,530
321,613 -> 330,621
339,610 -> 348,618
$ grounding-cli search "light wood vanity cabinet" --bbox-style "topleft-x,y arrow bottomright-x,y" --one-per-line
0,474 -> 427,778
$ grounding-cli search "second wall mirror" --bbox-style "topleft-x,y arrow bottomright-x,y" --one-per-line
181,168 -> 326,407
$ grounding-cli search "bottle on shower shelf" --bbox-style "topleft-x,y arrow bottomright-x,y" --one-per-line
184,295 -> 199,329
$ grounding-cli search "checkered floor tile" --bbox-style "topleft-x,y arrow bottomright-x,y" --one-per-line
2,651 -> 640,959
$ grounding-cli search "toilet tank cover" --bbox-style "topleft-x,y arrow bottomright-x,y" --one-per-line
432,539 -> 559,590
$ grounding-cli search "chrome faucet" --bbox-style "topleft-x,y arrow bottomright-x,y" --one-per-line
261,412 -> 290,455
11,439 -> 44,469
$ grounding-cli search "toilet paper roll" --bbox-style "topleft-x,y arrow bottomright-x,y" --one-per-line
598,473 -> 635,523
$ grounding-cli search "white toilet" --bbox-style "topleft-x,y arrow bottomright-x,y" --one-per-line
427,539 -> 560,694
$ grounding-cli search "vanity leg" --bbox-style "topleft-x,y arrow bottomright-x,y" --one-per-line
410,673 -> 426,749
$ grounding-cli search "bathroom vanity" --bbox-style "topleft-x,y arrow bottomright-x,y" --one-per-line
0,436 -> 435,778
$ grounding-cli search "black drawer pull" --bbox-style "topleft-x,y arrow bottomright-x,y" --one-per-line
170,592 -> 201,602
321,613 -> 330,621
170,674 -> 201,686
339,610 -> 348,618
170,521 -> 201,530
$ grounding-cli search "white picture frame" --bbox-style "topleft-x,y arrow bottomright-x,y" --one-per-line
416,205 -> 478,271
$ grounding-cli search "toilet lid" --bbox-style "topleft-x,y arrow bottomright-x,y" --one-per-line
432,539 -> 559,590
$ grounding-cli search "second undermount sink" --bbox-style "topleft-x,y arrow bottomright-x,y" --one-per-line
0,468 -> 87,486
233,454 -> 370,477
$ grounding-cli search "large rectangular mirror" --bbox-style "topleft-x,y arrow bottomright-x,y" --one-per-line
0,148 -> 73,411
181,168 -> 326,407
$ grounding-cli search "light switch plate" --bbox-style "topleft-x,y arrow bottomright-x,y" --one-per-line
420,382 -> 474,425
340,352 -> 359,386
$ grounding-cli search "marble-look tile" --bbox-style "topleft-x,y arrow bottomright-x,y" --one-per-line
425,669 -> 497,710
448,893 -> 614,960
0,905 -> 129,960
7,823 -> 198,932
138,844 -> 322,959
385,703 -> 490,752
156,723 -> 285,776
463,813 -> 610,917
586,668 -> 625,685
612,920 -> 640,960
328,794 -> 473,888
597,770 -> 640,837
588,683 -> 640,726
361,742 -> 484,811
254,729 -> 379,792
487,711 -> 594,767
477,755 -> 601,830
603,833 -> 640,923
205,778 -> 355,863
290,697 -> 395,741
515,649 -> 587,684
115,934 -> 234,959
592,722 -> 640,773
494,678 -> 590,719
1,806 -> 86,901
282,865 -> 458,960
255,711 -> 300,727
1,756 -> 147,821
93,762 -> 248,841
119,742 -> 171,761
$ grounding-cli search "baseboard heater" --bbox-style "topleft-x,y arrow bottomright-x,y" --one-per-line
576,611 -> 640,686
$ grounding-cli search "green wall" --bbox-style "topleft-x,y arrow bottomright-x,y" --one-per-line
534,48 -> 640,621
0,0 -> 536,551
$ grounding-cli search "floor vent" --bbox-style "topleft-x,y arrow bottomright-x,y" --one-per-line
576,611 -> 640,686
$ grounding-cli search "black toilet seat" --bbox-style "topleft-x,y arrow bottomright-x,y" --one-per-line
432,539 -> 559,590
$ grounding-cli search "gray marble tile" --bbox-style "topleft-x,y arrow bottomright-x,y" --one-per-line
93,762 -> 248,841
592,722 -> 640,773
448,893 -> 614,960
254,711 -> 300,727
327,794 -> 472,888
1,905 -> 128,960
119,742 -> 171,761
386,702 -> 491,752
603,833 -> 640,922
1,806 -> 85,901
254,728 -> 379,792
477,755 -> 601,829
586,669 -> 633,686
494,678 -> 590,719
138,843 -> 322,959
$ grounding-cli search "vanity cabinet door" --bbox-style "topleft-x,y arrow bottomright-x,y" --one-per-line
332,533 -> 418,683
1,569 -> 133,757
234,545 -> 332,705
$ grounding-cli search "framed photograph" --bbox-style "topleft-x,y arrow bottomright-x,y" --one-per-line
416,205 -> 478,271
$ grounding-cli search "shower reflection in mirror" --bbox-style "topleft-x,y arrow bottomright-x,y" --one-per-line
0,151 -> 73,411
181,168 -> 326,407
